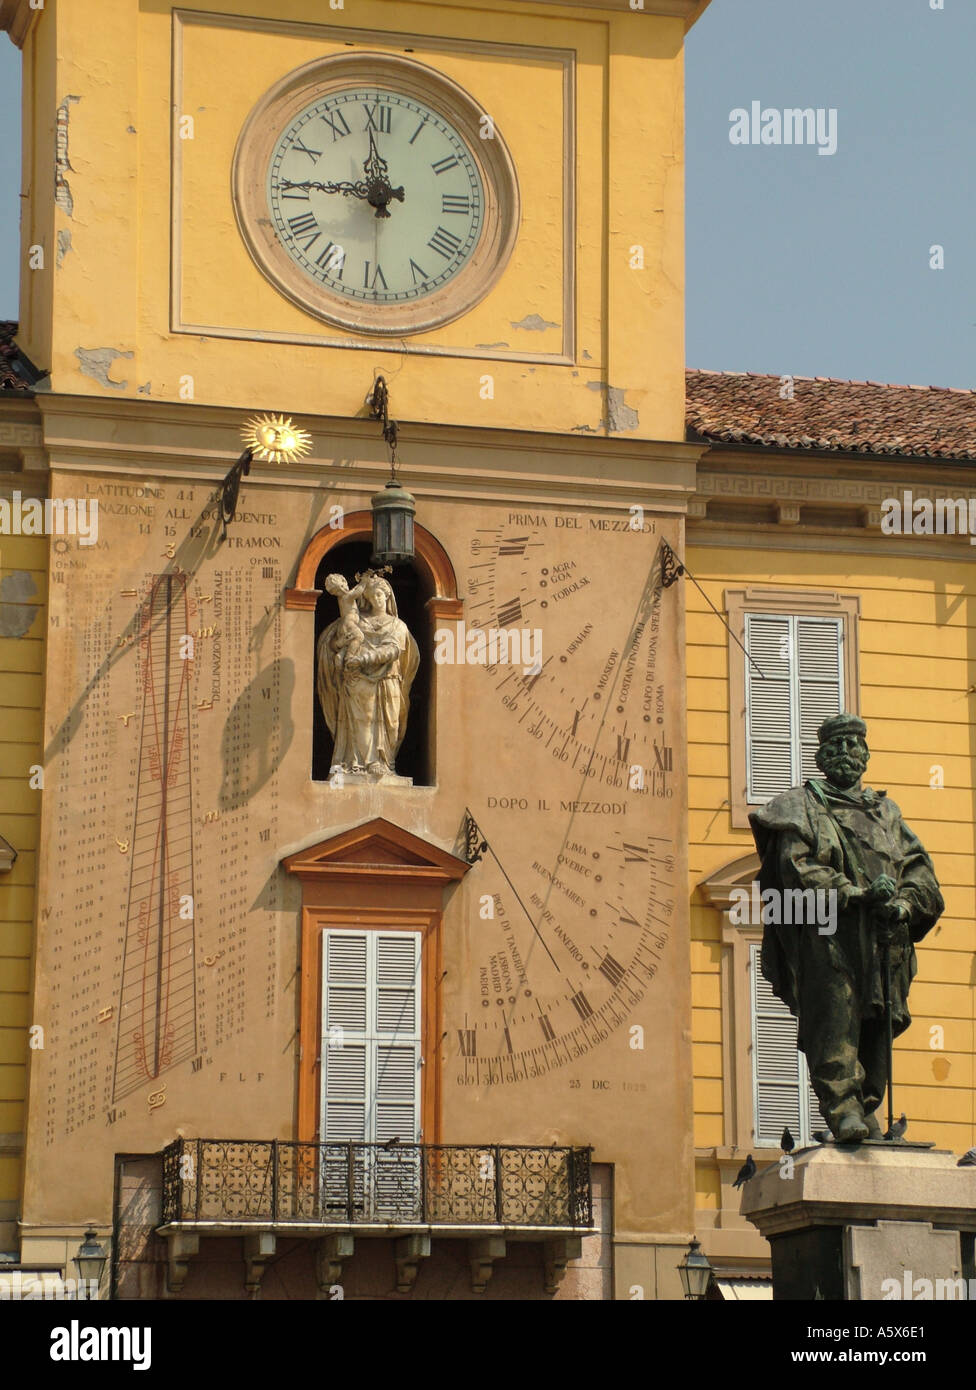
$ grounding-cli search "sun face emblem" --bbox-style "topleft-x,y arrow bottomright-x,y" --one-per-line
241,413 -> 312,464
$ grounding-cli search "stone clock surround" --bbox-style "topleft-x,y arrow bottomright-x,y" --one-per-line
232,51 -> 521,337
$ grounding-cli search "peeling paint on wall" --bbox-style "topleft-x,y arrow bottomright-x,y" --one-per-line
74,347 -> 134,391
580,382 -> 639,433
137,382 -> 152,395
55,95 -> 81,217
56,229 -> 72,267
0,571 -> 39,637
510,314 -> 559,332
475,342 -> 509,349
607,386 -> 639,433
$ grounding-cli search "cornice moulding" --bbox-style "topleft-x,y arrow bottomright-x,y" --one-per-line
33,396 -> 704,509
0,0 -> 36,48
513,0 -> 708,21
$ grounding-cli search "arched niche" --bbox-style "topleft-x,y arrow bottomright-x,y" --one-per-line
285,512 -> 462,620
288,514 -> 462,785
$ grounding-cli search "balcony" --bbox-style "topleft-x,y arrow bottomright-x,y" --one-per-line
157,1139 -> 593,1295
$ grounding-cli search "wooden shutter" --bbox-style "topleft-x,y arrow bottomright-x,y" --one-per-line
796,617 -> 843,781
320,929 -> 421,1146
373,933 -> 421,1145
751,944 -> 826,1145
322,932 -> 369,1143
745,614 -> 793,801
802,1058 -> 827,1138
746,613 -> 843,801
751,943 -> 801,1143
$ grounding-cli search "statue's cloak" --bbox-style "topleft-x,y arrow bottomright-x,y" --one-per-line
317,608 -> 419,771
748,781 -> 943,1046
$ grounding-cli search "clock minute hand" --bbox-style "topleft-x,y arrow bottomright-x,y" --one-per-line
362,129 -> 405,220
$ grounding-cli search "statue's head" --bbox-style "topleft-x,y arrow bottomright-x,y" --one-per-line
324,573 -> 349,595
815,713 -> 868,790
362,572 -> 394,614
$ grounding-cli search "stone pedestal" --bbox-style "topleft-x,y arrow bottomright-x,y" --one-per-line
741,1144 -> 976,1300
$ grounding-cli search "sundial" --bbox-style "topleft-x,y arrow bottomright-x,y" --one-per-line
450,510 -> 681,1091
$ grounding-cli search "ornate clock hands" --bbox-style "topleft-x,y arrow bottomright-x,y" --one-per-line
363,129 -> 405,219
279,175 -> 373,203
279,130 -> 405,220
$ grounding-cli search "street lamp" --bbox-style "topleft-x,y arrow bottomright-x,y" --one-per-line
74,1229 -> 108,1298
677,1237 -> 713,1301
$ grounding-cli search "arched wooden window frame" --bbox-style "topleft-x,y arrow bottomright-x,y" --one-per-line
285,512 -> 463,622
283,817 -> 470,1144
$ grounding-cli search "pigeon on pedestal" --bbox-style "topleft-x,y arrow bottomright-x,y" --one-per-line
884,1114 -> 908,1141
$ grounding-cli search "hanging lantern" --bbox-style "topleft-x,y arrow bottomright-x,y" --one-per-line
371,478 -> 416,566
367,376 -> 415,565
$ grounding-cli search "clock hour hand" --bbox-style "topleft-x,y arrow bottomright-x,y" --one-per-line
362,129 -> 405,220
280,176 -> 372,202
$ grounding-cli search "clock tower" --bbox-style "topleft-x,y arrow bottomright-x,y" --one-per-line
2,0 -> 712,1300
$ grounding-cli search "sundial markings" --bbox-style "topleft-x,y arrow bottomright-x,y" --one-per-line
467,539 -> 677,1079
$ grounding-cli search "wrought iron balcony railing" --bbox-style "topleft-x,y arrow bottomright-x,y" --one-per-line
160,1139 -> 592,1230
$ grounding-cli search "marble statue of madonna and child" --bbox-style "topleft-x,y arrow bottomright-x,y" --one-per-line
316,567 -> 419,783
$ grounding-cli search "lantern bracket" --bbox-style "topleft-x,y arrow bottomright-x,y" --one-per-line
368,376 -> 399,479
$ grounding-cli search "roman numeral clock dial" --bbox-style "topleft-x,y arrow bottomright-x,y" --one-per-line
233,54 -> 520,336
454,517 -> 681,1088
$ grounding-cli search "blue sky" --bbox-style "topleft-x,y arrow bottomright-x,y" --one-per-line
1,0 -> 973,389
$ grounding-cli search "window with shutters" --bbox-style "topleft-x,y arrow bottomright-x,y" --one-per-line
745,613 -> 843,802
321,928 -> 424,1220
750,943 -> 825,1146
321,929 -> 422,1146
284,817 -> 470,1149
724,589 -> 860,828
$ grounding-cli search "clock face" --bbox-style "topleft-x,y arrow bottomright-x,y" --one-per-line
233,53 -> 519,336
268,89 -> 485,307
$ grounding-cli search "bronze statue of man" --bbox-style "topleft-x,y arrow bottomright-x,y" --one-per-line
749,714 -> 943,1143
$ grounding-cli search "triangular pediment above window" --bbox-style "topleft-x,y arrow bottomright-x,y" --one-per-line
0,833 -> 16,873
282,817 -> 469,886
698,852 -> 761,911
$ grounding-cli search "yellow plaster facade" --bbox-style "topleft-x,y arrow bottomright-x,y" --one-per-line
686,461 -> 976,1266
11,0 -> 689,441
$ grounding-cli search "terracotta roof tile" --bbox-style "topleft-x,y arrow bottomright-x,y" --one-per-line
686,368 -> 976,461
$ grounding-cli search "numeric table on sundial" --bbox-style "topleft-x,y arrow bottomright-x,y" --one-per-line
114,573 -> 198,1101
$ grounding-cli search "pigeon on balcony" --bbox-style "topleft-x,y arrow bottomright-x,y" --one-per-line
957,1147 -> 976,1167
781,1126 -> 795,1153
884,1114 -> 908,1141
732,1154 -> 756,1188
